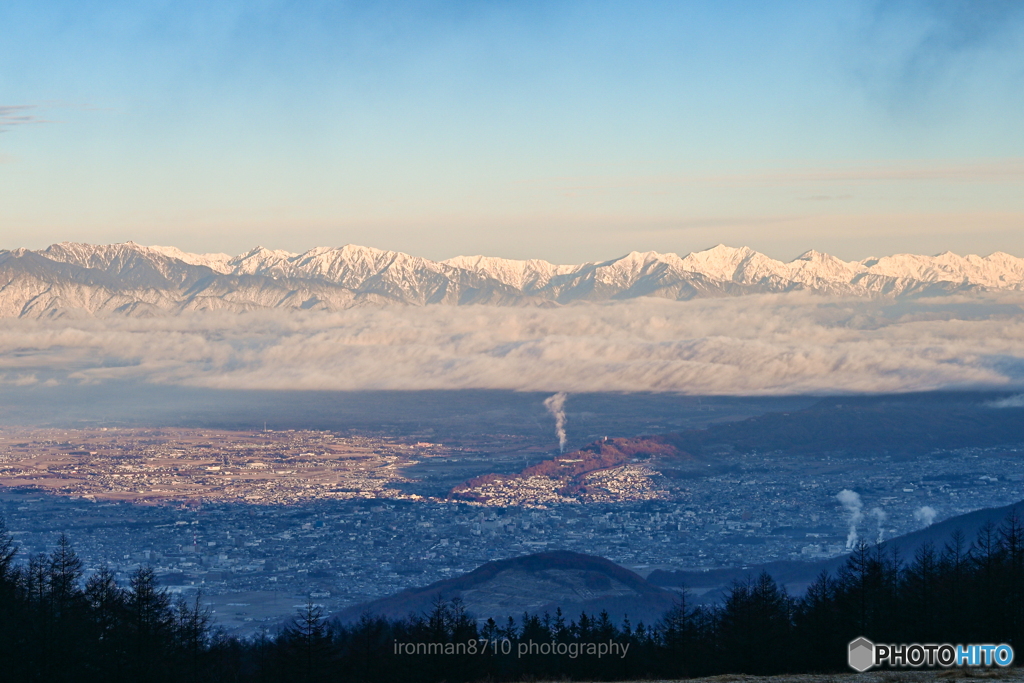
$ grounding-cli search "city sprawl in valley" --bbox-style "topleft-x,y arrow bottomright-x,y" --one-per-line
3,392 -> 1022,635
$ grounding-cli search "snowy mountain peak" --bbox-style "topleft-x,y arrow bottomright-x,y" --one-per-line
795,249 -> 828,261
228,246 -> 299,276
677,244 -> 768,282
442,254 -> 577,290
1,241 -> 1022,318
146,245 -> 233,273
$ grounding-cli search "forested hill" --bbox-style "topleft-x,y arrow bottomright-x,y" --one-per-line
336,550 -> 676,625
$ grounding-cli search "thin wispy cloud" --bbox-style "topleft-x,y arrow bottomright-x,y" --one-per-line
873,0 -> 1024,82
0,105 -> 51,133
858,0 -> 1024,112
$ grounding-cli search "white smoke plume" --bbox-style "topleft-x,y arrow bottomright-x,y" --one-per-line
543,392 -> 568,453
837,489 -> 864,549
915,505 -> 938,527
869,507 -> 888,544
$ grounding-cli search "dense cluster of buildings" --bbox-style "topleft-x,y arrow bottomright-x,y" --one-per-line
2,421 -> 1022,633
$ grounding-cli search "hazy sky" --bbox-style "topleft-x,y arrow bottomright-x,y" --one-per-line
2,1 -> 1023,263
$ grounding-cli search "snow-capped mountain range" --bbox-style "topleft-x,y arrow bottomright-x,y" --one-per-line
1,241 -> 1022,318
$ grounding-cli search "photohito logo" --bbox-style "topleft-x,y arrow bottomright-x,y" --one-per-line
848,637 -> 874,672
848,637 -> 1014,671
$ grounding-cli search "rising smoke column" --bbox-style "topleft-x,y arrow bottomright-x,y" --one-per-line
869,507 -> 887,544
915,505 -> 937,527
543,392 -> 568,453
837,490 -> 864,549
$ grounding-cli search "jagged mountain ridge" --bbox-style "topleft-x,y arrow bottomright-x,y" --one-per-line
1,241 -> 1022,318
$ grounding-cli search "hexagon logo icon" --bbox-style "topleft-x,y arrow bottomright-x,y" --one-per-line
848,637 -> 875,672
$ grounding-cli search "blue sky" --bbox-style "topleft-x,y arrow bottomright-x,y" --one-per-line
2,0 -> 1023,262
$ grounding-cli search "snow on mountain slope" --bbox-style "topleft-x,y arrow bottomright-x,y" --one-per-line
147,245 -> 233,273
0,241 -> 1022,318
859,251 -> 1024,289
441,254 -> 578,292
679,244 -> 769,281
226,246 -> 300,277
41,241 -> 219,289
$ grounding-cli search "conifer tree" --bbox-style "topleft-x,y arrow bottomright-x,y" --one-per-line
84,564 -> 126,681
175,589 -> 212,683
0,514 -> 17,587
940,528 -> 970,641
286,599 -> 334,683
126,566 -> 174,680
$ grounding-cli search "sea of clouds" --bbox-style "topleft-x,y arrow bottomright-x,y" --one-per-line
1,293 -> 1023,395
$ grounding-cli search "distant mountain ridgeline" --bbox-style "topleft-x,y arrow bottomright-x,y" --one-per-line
2,241 -> 1024,317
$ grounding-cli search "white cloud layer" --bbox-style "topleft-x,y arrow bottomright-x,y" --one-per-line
989,394 -> 1024,407
1,293 -> 1023,394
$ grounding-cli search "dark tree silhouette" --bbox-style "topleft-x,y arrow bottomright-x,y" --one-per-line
2,506 -> 1024,682
284,599 -> 335,683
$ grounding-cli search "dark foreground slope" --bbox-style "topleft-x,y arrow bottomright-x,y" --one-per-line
338,550 -> 676,625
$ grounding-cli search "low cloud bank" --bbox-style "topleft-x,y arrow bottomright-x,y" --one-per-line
1,294 -> 1023,394
989,394 -> 1024,408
